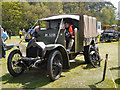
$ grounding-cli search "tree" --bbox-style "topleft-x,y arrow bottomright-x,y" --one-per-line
2,2 -> 23,33
2,1 -> 117,34
22,2 -> 63,29
117,20 -> 120,26
46,2 -> 64,15
98,6 -> 117,25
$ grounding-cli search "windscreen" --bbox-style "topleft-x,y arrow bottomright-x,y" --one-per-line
46,20 -> 61,29
46,19 -> 79,30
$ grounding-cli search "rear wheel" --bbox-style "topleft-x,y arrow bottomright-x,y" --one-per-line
84,45 -> 101,68
7,49 -> 25,77
89,45 -> 100,68
47,50 -> 63,81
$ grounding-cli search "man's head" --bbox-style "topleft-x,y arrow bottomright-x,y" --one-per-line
64,22 -> 70,28
34,26 -> 40,32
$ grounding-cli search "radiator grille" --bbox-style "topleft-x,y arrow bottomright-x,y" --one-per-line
26,46 -> 42,58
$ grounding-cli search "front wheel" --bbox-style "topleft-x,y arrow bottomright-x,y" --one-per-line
7,49 -> 25,77
84,45 -> 101,68
47,50 -> 63,81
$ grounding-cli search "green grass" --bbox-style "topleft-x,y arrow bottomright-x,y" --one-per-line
0,36 -> 119,89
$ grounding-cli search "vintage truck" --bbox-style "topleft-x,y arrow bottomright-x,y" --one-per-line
7,14 -> 102,81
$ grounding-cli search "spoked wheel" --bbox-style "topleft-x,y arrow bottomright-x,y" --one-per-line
89,45 -> 101,68
7,49 -> 25,77
47,50 -> 63,81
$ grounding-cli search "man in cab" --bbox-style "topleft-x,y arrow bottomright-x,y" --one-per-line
27,26 -> 40,47
64,22 -> 76,52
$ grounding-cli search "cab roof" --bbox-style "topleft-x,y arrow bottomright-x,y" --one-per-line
38,14 -> 80,21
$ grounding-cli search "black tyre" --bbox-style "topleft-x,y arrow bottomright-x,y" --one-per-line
84,45 -> 101,68
47,50 -> 63,81
89,45 -> 100,68
7,49 -> 25,77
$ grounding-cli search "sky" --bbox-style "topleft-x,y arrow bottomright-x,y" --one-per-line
106,0 -> 120,19
106,0 -> 120,11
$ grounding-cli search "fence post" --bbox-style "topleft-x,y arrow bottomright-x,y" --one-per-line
102,54 -> 108,81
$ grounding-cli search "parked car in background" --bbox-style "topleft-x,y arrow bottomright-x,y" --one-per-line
100,29 -> 119,42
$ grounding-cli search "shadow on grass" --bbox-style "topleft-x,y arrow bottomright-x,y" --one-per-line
1,60 -> 86,88
88,85 -> 101,90
83,64 -> 94,69
63,60 -> 86,72
115,78 -> 120,85
1,69 -> 50,89
98,40 -> 118,44
109,67 -> 120,70
95,80 -> 104,85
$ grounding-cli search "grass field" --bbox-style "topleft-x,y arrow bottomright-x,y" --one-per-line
0,36 -> 119,89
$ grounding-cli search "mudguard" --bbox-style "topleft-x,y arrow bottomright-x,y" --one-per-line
18,44 -> 26,57
46,44 -> 70,69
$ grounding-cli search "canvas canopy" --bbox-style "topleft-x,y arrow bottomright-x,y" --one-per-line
39,14 -> 80,21
82,15 -> 97,38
